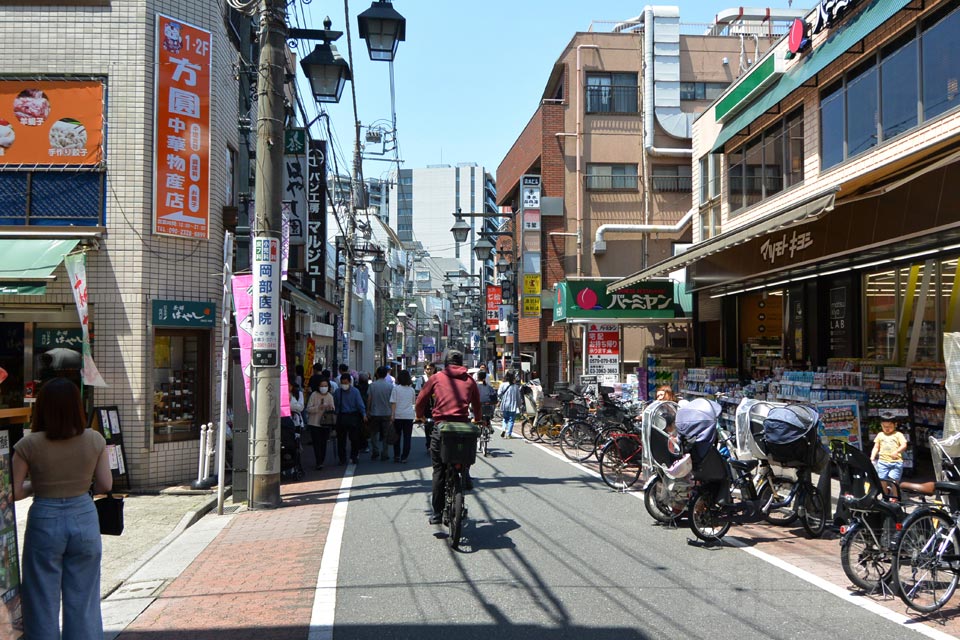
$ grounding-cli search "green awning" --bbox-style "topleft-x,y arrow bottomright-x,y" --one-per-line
0,239 -> 79,295
555,279 -> 682,323
712,0 -> 913,153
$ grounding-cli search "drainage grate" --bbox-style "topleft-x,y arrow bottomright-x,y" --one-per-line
109,579 -> 167,601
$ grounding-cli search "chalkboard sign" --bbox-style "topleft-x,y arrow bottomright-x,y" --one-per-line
88,406 -> 129,490
829,286 -> 851,357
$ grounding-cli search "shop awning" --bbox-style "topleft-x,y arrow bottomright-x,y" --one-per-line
711,0 -> 912,153
556,278 -> 689,322
607,189 -> 837,294
0,239 -> 79,295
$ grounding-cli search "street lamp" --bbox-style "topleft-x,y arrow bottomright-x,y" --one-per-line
299,18 -> 352,104
442,277 -> 454,294
371,250 -> 387,274
451,210 -> 472,243
357,0 -> 407,62
472,235 -> 494,262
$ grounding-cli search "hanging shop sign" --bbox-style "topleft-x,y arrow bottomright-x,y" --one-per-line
283,129 -> 307,246
307,140 -> 327,293
0,79 -> 104,166
486,285 -> 502,331
586,324 -> 620,377
523,295 -> 541,317
554,279 -> 677,321
64,252 -> 107,387
523,274 -> 541,295
153,14 -> 212,240
151,299 -> 216,328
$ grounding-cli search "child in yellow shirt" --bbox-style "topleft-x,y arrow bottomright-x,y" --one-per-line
871,418 -> 907,495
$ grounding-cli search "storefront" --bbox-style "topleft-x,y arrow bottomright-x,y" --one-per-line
554,278 -> 692,399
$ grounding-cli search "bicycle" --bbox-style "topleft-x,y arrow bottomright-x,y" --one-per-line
436,421 -> 479,549
598,429 -> 644,490
477,403 -> 494,458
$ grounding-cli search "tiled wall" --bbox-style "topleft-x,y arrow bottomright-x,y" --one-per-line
0,0 -> 239,487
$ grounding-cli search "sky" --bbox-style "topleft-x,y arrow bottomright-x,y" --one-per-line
295,0 -> 800,184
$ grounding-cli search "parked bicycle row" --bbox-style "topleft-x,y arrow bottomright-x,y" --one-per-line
514,382 -> 960,617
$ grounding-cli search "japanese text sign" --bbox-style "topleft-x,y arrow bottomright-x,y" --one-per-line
486,285 -> 502,331
153,14 -> 212,240
523,274 -> 541,295
152,299 -> 216,328
64,252 -> 107,387
586,323 -> 620,377
307,140 -> 327,284
554,280 -> 676,321
0,80 -> 104,166
522,295 -> 541,317
252,236 -> 281,367
760,229 -> 814,265
284,129 -> 307,246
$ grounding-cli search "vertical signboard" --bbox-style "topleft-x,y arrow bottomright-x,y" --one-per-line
307,140 -> 327,295
153,15 -> 212,239
520,175 -> 542,319
283,129 -> 307,246
0,429 -> 21,637
252,237 -> 281,367
486,285 -> 502,331
587,323 -> 620,379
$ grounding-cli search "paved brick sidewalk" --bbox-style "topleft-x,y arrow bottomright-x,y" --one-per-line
117,470 -> 344,639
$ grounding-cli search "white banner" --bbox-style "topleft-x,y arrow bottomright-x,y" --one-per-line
63,252 -> 107,387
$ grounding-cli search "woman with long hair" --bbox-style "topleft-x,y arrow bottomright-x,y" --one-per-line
13,377 -> 113,638
389,369 -> 417,462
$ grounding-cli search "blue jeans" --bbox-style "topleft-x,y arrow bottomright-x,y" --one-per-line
876,460 -> 903,483
22,494 -> 102,640
503,410 -> 517,436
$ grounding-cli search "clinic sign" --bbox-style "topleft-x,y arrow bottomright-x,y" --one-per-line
554,280 -> 676,321
252,237 -> 281,366
153,14 -> 212,239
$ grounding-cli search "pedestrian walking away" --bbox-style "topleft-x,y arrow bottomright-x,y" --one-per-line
390,369 -> 417,462
305,374 -> 336,470
13,377 -> 114,639
416,362 -> 437,449
498,370 -> 523,438
415,349 -> 482,525
333,373 -> 367,465
367,366 -> 396,461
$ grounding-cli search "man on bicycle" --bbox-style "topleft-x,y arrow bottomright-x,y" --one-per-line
415,349 -> 481,525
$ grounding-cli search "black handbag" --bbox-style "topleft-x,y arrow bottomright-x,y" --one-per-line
95,493 -> 124,536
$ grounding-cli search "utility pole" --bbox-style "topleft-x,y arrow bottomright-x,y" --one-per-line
249,0 -> 286,509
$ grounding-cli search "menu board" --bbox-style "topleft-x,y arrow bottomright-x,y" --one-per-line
0,430 -> 22,637
89,406 -> 129,489
817,399 -> 863,450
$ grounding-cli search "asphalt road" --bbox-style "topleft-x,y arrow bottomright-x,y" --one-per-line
334,433 -> 924,640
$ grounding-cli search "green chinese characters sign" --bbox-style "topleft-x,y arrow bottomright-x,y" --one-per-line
554,280 -> 678,321
152,300 -> 216,328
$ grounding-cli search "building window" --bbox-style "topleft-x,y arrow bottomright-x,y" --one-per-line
819,6 -> 960,171
699,204 -> 720,240
153,330 -> 209,443
0,171 -> 105,226
728,109 -> 804,214
680,82 -> 728,101
585,163 -> 638,190
651,164 -> 691,192
699,154 -> 720,205
586,73 -> 639,113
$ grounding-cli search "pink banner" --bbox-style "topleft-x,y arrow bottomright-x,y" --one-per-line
231,274 -> 291,416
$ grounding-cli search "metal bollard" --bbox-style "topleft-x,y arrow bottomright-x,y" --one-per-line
196,424 -> 208,483
202,423 -> 216,481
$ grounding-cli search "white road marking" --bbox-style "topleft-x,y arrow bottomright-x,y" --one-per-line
308,465 -> 355,640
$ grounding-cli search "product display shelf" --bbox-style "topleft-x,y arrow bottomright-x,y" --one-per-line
862,364 -> 914,473
644,348 -> 694,401
910,363 -> 946,448
681,367 -> 739,398
153,368 -> 197,434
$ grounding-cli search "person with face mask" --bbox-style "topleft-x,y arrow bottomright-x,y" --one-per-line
333,373 -> 367,465
305,374 -> 336,470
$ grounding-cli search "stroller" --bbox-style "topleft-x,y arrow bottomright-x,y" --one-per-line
640,400 -> 689,524
280,420 -> 305,481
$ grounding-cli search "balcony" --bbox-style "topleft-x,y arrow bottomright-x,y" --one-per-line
585,85 -> 639,114
651,176 -> 692,193
585,174 -> 639,191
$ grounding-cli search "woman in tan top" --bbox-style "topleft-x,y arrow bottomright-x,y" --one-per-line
12,377 -> 112,639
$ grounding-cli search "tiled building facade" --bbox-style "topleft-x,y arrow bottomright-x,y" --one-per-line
0,0 -> 239,487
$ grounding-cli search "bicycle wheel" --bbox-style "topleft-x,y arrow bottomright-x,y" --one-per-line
536,412 -> 563,444
894,509 -> 960,613
841,524 -> 891,593
800,484 -> 826,538
559,421 -> 596,462
690,493 -> 731,543
644,475 -> 679,524
521,417 -> 538,442
598,440 -> 642,491
447,473 -> 465,549
760,474 -> 799,526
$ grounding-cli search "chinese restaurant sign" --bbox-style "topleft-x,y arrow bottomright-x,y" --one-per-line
485,285 -> 502,331
152,299 -> 216,328
153,14 -> 212,240
554,280 -> 676,321
0,79 -> 104,166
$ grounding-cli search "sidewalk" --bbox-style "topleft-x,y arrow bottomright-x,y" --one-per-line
104,468 -> 345,639
15,489 -> 218,599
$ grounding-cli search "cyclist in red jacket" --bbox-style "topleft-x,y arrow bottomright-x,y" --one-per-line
415,350 -> 481,525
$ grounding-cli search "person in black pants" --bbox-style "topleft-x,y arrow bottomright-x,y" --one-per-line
333,373 -> 367,464
304,375 -> 335,469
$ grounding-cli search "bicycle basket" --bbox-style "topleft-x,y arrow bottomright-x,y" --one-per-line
564,401 -> 589,420
556,388 -> 577,403
439,422 -> 479,466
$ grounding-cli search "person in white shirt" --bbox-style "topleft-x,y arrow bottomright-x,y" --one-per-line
389,369 -> 417,462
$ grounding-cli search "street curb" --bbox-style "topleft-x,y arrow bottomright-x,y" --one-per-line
102,489 -> 230,599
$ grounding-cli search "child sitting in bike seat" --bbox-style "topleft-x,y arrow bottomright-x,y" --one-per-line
871,415 -> 907,497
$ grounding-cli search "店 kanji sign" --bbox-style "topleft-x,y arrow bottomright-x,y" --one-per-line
153,15 -> 212,239
485,285 -> 502,331
586,323 -> 619,377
